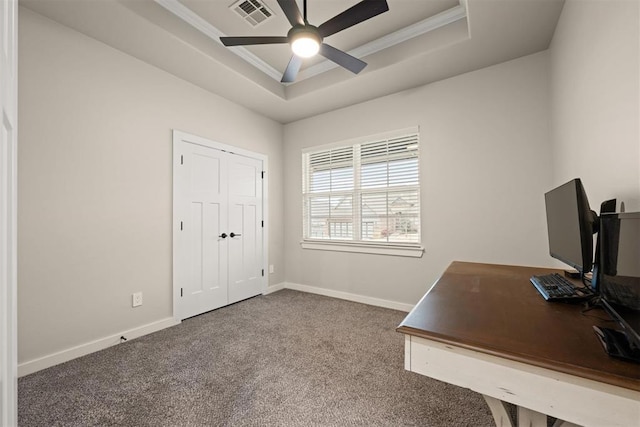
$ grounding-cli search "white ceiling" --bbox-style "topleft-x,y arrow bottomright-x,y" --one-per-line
20,0 -> 565,124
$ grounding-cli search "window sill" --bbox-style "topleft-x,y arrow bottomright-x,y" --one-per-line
300,241 -> 424,258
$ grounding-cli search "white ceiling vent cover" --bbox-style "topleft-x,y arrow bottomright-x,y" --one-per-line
231,0 -> 274,27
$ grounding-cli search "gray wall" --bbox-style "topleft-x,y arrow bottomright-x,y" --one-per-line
17,0 -> 640,370
283,52 -> 554,305
280,0 -> 640,305
18,8 -> 284,364
549,0 -> 639,211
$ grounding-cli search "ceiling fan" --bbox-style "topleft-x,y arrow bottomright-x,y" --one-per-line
220,0 -> 390,83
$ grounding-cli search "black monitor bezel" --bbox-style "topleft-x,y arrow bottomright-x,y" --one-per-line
591,199 -> 617,292
544,178 -> 597,275
598,212 -> 640,352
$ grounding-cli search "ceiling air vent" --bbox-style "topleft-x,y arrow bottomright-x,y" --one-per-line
231,0 -> 274,27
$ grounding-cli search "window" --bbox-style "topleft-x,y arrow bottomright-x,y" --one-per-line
302,127 -> 423,257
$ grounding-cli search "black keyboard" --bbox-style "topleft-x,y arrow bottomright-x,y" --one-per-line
530,273 -> 592,301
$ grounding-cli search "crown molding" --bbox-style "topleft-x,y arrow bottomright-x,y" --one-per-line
154,0 -> 282,81
299,3 -> 468,81
156,0 -> 467,84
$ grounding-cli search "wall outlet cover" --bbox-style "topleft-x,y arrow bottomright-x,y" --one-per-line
132,292 -> 143,307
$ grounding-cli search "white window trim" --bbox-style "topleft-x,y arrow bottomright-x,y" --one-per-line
301,126 -> 422,256
301,240 -> 425,257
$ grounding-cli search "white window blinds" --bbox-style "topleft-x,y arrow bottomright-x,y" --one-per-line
302,128 -> 420,246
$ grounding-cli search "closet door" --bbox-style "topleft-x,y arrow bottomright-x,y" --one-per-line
177,142 -> 229,319
174,133 -> 264,320
227,155 -> 263,304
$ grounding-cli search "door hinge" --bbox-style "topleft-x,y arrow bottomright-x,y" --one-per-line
180,155 -> 184,165
180,288 -> 183,297
261,220 -> 264,228
262,269 -> 265,277
261,171 -> 265,179
180,221 -> 183,231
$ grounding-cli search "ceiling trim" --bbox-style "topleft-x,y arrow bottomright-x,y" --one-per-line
300,3 -> 468,80
156,0 -> 467,84
154,0 -> 283,81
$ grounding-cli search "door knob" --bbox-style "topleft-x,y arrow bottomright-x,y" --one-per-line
230,232 -> 241,238
218,233 -> 227,239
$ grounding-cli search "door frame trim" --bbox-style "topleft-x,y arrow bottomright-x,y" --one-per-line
0,0 -> 18,423
172,130 -> 269,322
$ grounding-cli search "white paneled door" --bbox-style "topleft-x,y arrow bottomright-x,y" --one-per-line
177,142 -> 229,318
0,0 -> 17,424
227,155 -> 264,303
173,132 -> 265,320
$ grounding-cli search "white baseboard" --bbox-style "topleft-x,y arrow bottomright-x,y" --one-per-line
19,285 -> 411,377
263,282 -> 285,295
281,282 -> 414,312
18,317 -> 180,377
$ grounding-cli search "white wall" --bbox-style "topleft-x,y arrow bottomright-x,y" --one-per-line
549,0 -> 640,211
18,8 -> 284,366
19,0 -> 638,372
283,52 -> 553,305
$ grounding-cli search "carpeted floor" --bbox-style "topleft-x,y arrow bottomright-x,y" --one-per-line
19,289 -> 495,426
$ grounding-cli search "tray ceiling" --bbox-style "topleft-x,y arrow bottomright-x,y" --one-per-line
20,0 -> 565,123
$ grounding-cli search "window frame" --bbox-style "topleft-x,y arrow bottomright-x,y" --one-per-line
301,127 -> 424,258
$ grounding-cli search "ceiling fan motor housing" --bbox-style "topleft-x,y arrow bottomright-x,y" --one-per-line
220,0 -> 390,81
287,24 -> 322,57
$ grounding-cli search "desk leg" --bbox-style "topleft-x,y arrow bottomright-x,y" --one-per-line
482,395 -> 514,427
551,420 -> 582,427
483,396 -> 557,427
518,406 -> 547,427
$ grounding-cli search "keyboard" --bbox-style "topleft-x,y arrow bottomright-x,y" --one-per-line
530,273 -> 592,301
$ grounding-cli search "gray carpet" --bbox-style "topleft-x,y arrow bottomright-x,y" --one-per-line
19,289 -> 494,426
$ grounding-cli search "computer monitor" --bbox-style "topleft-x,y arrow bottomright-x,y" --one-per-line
591,198 -> 617,292
596,212 -> 640,361
544,178 -> 597,275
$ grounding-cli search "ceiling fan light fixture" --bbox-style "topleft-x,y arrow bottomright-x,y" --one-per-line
288,25 -> 321,58
292,36 -> 319,57
220,1 -> 390,82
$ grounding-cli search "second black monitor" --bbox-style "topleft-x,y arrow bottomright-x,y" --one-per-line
544,178 -> 597,276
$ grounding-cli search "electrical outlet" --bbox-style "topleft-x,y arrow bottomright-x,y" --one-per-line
269,264 -> 274,274
132,292 -> 143,307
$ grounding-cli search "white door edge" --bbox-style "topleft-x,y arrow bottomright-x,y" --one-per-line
0,0 -> 18,424
172,130 -> 269,322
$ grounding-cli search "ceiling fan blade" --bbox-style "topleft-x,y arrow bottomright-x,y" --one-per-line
220,36 -> 288,46
277,0 -> 304,26
281,55 -> 303,83
317,0 -> 389,38
319,43 -> 367,74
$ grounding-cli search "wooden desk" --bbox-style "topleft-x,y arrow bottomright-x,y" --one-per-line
397,262 -> 640,427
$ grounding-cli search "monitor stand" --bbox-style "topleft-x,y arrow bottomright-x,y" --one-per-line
593,326 -> 640,364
